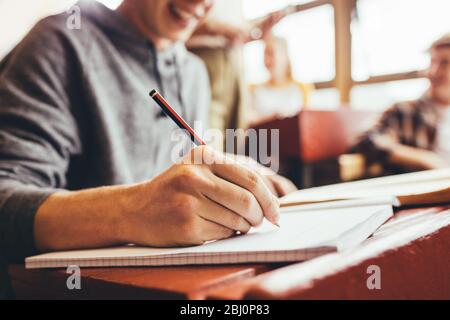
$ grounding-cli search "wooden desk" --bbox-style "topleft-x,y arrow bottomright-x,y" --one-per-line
207,206 -> 450,300
9,206 -> 450,300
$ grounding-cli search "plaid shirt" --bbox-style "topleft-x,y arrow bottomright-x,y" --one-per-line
354,93 -> 443,173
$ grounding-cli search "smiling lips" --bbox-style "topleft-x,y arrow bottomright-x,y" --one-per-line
168,2 -> 206,28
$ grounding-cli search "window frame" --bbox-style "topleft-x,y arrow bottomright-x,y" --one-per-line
289,0 -> 427,105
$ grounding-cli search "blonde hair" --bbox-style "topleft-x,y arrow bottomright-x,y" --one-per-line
265,35 -> 294,81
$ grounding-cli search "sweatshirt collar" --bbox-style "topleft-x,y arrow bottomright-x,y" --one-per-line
77,0 -> 188,63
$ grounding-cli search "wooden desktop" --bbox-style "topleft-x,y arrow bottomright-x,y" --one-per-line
9,205 -> 450,300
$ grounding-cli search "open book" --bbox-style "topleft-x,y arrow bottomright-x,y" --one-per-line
26,204 -> 393,269
281,168 -> 450,209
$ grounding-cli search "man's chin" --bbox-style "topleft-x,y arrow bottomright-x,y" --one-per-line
166,30 -> 195,43
430,87 -> 450,104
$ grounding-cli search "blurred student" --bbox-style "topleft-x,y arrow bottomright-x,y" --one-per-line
188,0 -> 291,149
0,0 -> 297,277
354,34 -> 450,174
249,36 -> 313,126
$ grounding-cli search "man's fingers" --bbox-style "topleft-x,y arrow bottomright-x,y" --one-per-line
266,175 -> 298,197
210,159 -> 280,225
197,194 -> 252,233
200,174 -> 264,227
260,175 -> 278,196
198,218 -> 236,242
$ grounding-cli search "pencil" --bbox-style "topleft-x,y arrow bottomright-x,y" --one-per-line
149,89 -> 206,146
149,89 -> 280,228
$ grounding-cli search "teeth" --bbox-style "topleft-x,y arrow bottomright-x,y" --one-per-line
194,6 -> 205,19
172,5 -> 195,21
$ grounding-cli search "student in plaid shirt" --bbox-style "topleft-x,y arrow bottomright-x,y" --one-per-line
354,34 -> 450,175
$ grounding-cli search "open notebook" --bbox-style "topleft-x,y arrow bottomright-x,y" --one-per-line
26,204 -> 393,269
281,168 -> 450,209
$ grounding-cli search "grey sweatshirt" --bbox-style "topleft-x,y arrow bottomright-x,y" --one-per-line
0,1 -> 210,263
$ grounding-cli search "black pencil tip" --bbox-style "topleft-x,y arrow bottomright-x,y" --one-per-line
149,89 -> 157,97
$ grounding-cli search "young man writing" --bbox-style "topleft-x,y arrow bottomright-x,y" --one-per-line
0,0 -> 296,270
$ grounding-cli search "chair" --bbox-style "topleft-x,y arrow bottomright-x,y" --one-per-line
250,108 -> 379,187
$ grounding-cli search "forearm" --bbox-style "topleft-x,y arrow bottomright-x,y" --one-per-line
34,184 -> 137,253
387,144 -> 447,170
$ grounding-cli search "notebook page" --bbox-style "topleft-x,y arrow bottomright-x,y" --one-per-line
26,204 -> 392,268
175,205 -> 391,254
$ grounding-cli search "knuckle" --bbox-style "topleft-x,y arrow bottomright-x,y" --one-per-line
172,167 -> 192,188
246,171 -> 261,191
209,178 -> 220,194
174,194 -> 198,216
238,192 -> 263,226
238,191 -> 254,212
173,166 -> 203,189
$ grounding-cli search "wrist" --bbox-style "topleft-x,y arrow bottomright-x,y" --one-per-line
112,181 -> 153,245
110,184 -> 136,244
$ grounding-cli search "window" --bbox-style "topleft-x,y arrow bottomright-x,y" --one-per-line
350,0 -> 450,109
351,78 -> 430,110
309,87 -> 340,109
352,0 -> 450,80
243,1 -> 335,84
243,0 -> 313,20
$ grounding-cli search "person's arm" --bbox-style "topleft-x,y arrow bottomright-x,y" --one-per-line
354,101 -> 447,171
0,18 -> 83,262
371,135 -> 447,171
352,104 -> 407,171
187,19 -> 247,49
247,10 -> 286,41
35,146 -> 281,251
188,8 -> 287,50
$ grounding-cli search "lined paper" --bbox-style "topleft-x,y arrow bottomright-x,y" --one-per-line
26,205 -> 393,269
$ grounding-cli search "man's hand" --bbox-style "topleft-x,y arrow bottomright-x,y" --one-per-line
248,10 -> 286,41
35,146 -> 281,252
120,146 -> 281,247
